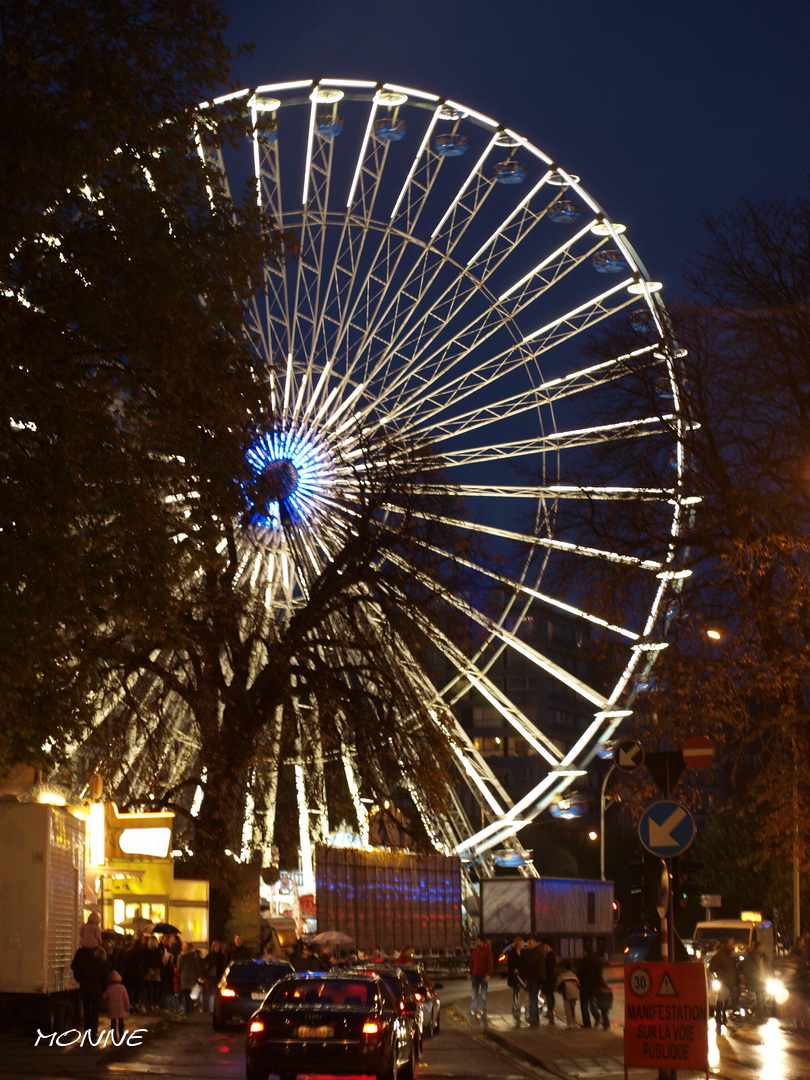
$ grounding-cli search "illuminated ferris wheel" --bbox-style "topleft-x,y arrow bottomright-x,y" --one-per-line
93,79 -> 693,879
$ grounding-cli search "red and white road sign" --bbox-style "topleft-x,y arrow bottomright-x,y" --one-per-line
625,962 -> 708,1071
682,734 -> 715,769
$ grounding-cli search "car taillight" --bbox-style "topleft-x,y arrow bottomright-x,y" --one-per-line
249,1020 -> 265,1033
362,1021 -> 381,1034
414,992 -> 424,1001
220,987 -> 237,998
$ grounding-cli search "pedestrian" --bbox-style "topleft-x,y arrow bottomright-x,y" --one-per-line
541,940 -> 558,1025
524,933 -> 544,1027
556,960 -> 580,1027
469,935 -> 493,1017
710,936 -> 739,1031
591,976 -> 613,1030
225,933 -> 252,963
506,936 -> 527,1015
140,936 -> 163,1014
178,940 -> 204,1014
79,911 -> 103,950
118,936 -> 143,1014
202,940 -> 227,1013
71,945 -> 108,1037
102,970 -> 130,1037
574,942 -> 603,1029
740,941 -> 771,1022
160,942 -> 179,1013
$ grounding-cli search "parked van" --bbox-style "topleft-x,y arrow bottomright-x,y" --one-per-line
685,918 -> 775,963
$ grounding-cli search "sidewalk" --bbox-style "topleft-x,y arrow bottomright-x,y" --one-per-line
450,974 -> 667,1080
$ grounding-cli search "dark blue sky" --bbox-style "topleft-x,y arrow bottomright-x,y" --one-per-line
222,0 -> 808,300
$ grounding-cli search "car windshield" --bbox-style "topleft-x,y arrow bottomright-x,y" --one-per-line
694,928 -> 751,947
267,979 -> 376,1008
226,962 -> 291,984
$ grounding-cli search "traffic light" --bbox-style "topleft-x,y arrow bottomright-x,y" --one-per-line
629,853 -> 668,914
672,856 -> 704,909
612,899 -> 621,927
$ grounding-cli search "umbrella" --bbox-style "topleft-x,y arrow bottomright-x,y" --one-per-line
312,930 -> 353,946
152,922 -> 181,936
121,915 -> 154,932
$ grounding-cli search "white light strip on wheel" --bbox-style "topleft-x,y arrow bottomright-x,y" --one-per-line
430,133 -> 500,239
497,632 -> 608,707
501,129 -> 555,166
522,279 -> 632,343
207,88 -> 251,106
301,359 -> 332,420
466,677 -> 560,764
454,484 -> 676,502
455,816 -> 533,855
498,220 -> 599,301
347,97 -> 380,208
450,745 -> 505,816
302,92 -> 318,205
321,77 -> 378,89
390,105 -> 442,221
384,82 -> 439,102
437,415 -> 677,468
254,80 -> 313,94
465,172 -> 553,266
319,381 -> 365,432
546,485 -> 676,501
393,505 -> 663,570
444,100 -> 498,128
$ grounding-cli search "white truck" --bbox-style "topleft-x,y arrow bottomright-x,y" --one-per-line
0,801 -> 85,1031
686,917 -> 775,964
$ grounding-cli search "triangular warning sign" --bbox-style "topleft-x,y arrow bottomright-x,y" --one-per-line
657,972 -> 679,997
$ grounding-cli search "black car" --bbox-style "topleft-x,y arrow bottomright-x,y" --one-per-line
245,972 -> 417,1080
213,959 -> 294,1030
400,963 -> 442,1037
350,963 -> 424,1052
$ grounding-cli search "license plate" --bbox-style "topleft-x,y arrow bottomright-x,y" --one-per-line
250,992 -> 266,1000
297,1025 -> 332,1039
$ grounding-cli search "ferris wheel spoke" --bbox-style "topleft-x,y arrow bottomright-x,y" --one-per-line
451,483 -> 679,503
437,414 -> 677,469
404,597 -> 564,767
399,345 -> 664,442
366,279 -> 649,435
384,523 -> 645,641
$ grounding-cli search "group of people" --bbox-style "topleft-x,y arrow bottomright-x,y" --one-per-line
709,933 -> 810,1030
470,934 -> 612,1029
70,913 -> 251,1037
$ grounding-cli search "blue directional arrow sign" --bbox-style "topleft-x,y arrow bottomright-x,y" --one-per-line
638,800 -> 696,858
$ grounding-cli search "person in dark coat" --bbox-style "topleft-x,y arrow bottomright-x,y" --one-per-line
118,937 -> 142,1013
541,940 -> 558,1025
202,940 -> 227,1014
523,933 -> 544,1027
178,941 -> 203,1014
71,946 -> 108,1036
506,936 -> 527,1014
225,934 -> 252,963
140,936 -> 163,1014
574,942 -> 604,1029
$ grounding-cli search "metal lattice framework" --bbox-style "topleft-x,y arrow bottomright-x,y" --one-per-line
80,79 -> 693,883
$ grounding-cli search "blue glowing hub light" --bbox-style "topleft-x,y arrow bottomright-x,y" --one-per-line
244,427 -> 334,530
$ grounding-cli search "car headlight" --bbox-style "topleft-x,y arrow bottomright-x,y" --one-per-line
767,977 -> 789,1005
711,978 -> 721,993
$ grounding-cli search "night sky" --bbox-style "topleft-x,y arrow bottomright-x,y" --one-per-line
222,0 -> 808,300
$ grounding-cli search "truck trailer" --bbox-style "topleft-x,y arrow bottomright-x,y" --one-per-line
0,801 -> 85,1031
480,876 -> 615,956
314,845 -> 463,954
